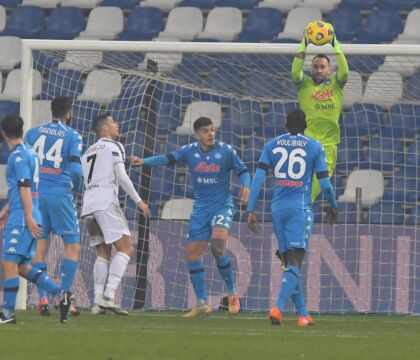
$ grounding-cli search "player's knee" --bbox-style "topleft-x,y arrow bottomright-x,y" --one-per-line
210,238 -> 225,260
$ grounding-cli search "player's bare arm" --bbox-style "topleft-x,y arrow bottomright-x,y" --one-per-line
247,212 -> 258,233
0,203 -> 9,229
239,187 -> 250,203
129,156 -> 144,166
137,200 -> 150,219
20,186 -> 42,238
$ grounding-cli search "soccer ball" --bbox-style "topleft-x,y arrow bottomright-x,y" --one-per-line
305,21 -> 334,46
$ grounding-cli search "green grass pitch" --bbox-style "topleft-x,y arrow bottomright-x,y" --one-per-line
1,310 -> 420,360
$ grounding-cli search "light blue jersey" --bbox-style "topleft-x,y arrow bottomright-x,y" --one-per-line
169,140 -> 248,211
6,143 -> 41,226
25,120 -> 83,194
3,143 -> 41,262
258,133 -> 328,211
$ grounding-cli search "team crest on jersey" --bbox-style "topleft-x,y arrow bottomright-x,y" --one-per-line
9,238 -> 18,244
215,152 -> 222,159
11,228 -> 20,235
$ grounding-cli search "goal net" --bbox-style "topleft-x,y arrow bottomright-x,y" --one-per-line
14,40 -> 420,314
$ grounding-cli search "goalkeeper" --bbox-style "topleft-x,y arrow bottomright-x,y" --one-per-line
291,25 -> 349,202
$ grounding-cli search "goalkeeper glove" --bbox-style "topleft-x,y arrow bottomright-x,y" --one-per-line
327,23 -> 342,54
298,34 -> 309,53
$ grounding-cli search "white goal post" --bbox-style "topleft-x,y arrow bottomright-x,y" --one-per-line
16,39 -> 420,314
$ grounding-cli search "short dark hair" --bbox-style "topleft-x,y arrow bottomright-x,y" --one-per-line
312,54 -> 331,65
51,97 -> 73,118
93,113 -> 111,135
193,117 -> 213,132
286,109 -> 307,134
1,114 -> 24,139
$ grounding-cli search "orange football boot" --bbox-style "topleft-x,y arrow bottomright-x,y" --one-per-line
268,306 -> 283,325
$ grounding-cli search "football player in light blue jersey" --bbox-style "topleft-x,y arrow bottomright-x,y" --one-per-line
0,115 -> 61,324
247,109 -> 338,326
25,97 -> 83,321
130,117 -> 251,317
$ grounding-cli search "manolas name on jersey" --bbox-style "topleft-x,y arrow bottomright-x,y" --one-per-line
25,120 -> 83,192
295,74 -> 344,145
170,140 -> 247,211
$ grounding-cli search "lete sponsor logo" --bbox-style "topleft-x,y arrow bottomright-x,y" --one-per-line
194,161 -> 221,173
312,89 -> 334,101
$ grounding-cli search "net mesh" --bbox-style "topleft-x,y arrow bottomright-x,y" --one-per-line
20,44 -> 420,314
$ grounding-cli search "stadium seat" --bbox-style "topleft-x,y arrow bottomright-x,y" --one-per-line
41,69 -> 83,100
40,7 -> 84,40
335,137 -> 362,174
382,172 -> 419,204
336,202 -> 357,223
299,0 -> 340,12
0,100 -> 19,124
398,9 -> 420,42
58,50 -> 103,71
385,104 -> 418,139
61,0 -> 100,8
0,36 -> 21,70
340,0 -> 380,10
243,72 -> 283,100
406,205 -> 420,225
258,0 -> 301,11
79,6 -> 123,40
32,100 -> 52,124
236,8 -> 283,42
342,103 -> 383,137
161,198 -> 193,219
406,140 -> 420,167
342,71 -> 363,107
0,165 -> 7,199
403,72 -> 420,101
158,7 -> 203,41
276,7 -> 322,41
378,52 -> 420,78
22,0 -> 60,7
326,6 -> 361,42
101,0 -> 138,9
362,71 -> 402,105
217,0 -> 260,9
77,69 -> 121,104
1,5 -> 45,38
140,0 -> 182,11
0,0 -> 19,6
176,101 -> 221,135
363,136 -> 404,173
381,0 -> 419,11
138,52 -> 183,73
223,100 -> 262,137
179,0 -> 217,8
356,8 -> 403,44
118,7 -> 163,41
256,103 -> 290,139
368,202 -> 405,225
205,65 -> 242,95
0,5 -> 5,32
197,7 -> 242,41
338,169 -> 384,207
0,69 -> 42,101
346,55 -> 383,75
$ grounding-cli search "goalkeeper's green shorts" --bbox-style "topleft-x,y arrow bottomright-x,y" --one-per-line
311,144 -> 337,203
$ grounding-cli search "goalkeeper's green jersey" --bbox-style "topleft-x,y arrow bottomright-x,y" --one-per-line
295,74 -> 345,145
